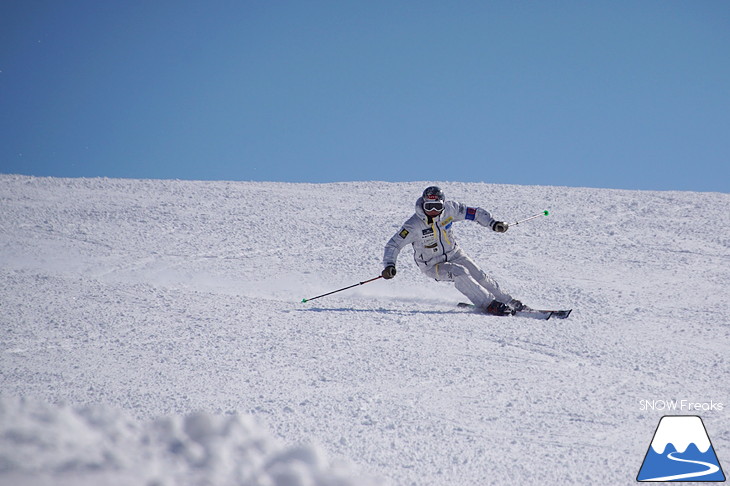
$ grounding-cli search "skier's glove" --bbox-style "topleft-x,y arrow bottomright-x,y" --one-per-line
491,221 -> 509,233
381,265 -> 397,279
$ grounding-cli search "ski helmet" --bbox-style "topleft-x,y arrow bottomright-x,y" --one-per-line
422,186 -> 445,213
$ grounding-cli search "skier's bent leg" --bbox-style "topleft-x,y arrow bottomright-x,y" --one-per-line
429,263 -> 494,310
455,253 -> 514,304
478,273 -> 513,304
454,275 -> 493,310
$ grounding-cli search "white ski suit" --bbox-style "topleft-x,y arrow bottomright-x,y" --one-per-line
382,197 -> 514,309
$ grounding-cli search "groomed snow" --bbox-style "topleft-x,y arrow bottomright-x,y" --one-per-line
1,175 -> 728,485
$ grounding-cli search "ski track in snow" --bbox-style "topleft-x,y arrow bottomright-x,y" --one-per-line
1,175 -> 729,485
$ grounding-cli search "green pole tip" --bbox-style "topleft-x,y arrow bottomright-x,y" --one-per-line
301,298 -> 308,303
544,210 -> 550,216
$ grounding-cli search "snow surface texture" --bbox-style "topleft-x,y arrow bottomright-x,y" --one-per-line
1,175 -> 728,485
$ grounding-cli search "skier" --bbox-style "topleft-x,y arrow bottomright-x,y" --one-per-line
381,186 -> 527,316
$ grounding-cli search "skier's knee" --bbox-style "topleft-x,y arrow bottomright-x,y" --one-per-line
432,263 -> 468,281
449,264 -> 468,278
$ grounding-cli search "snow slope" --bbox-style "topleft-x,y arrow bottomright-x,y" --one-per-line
1,175 -> 728,485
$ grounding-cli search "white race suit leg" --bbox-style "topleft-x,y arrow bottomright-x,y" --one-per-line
421,250 -> 514,309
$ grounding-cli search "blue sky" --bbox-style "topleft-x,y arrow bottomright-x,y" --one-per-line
1,1 -> 729,192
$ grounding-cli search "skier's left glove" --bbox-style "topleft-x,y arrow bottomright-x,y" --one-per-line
491,221 -> 509,233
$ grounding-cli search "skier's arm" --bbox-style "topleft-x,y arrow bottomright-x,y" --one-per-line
382,225 -> 415,277
454,202 -> 508,232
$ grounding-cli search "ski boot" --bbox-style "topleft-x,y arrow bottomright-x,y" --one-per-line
485,300 -> 513,316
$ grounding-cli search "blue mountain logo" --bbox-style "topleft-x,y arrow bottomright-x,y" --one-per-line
637,415 -> 725,482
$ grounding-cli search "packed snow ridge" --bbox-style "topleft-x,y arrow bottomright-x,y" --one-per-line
1,175 -> 728,485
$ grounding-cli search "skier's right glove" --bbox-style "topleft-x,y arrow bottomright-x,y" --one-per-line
381,265 -> 397,279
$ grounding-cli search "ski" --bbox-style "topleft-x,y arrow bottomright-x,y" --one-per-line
542,309 -> 572,319
457,302 -> 572,320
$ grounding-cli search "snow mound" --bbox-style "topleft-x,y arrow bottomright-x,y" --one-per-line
0,395 -> 374,486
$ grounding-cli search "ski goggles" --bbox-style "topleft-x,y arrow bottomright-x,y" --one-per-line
423,201 -> 444,211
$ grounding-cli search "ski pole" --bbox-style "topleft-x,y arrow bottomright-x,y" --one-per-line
511,210 -> 549,226
301,276 -> 383,303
